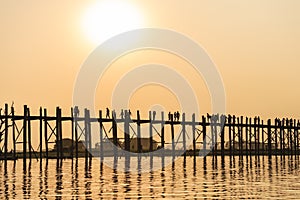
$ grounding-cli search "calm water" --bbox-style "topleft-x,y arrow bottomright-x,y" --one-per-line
0,156 -> 300,199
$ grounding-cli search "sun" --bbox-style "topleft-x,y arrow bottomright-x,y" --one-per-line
81,0 -> 144,45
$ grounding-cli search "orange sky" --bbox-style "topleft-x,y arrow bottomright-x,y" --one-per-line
1,0 -> 300,120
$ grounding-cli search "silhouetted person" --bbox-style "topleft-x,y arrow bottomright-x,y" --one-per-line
168,112 -> 172,121
207,113 -> 211,121
174,112 -> 177,121
128,109 -> 132,118
153,111 -> 156,121
120,109 -> 124,119
106,107 -> 110,118
176,111 -> 180,121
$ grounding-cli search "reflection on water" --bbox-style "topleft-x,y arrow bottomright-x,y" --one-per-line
0,155 -> 300,199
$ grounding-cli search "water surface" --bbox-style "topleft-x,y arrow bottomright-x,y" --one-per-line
0,156 -> 299,199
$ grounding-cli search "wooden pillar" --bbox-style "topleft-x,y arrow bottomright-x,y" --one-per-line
4,104 -> 8,161
39,107 -> 43,162
232,115 -> 236,155
280,119 -> 287,155
44,109 -> 48,159
71,108 -> 74,159
240,117 -> 244,156
228,115 -> 232,157
124,110 -> 130,152
149,111 -> 153,152
293,119 -> 297,156
257,117 -> 261,156
210,116 -> 214,155
170,114 -> 175,159
249,118 -> 252,156
192,114 -> 196,158
11,106 -> 16,159
220,115 -> 225,158
289,120 -> 293,155
88,110 -> 92,161
23,105 -> 27,169
160,111 -> 165,169
112,111 -> 118,157
274,119 -> 278,153
84,109 -> 91,164
56,107 -> 62,160
182,113 -> 186,157
202,116 -> 207,154
245,117 -> 249,156
161,112 -> 165,161
161,112 -> 165,149
279,120 -> 283,155
262,120 -> 265,154
99,110 -> 104,159
137,111 -> 141,153
213,116 -> 218,158
27,108 -> 32,161
267,119 -> 272,158
74,107 -> 79,159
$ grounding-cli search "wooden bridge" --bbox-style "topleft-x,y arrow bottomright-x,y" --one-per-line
0,103 -> 299,169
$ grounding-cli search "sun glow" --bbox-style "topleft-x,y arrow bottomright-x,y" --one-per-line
81,0 -> 144,45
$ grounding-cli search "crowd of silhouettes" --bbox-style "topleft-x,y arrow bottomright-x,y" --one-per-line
167,111 -> 180,121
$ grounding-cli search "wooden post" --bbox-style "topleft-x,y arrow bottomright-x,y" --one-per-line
239,116 -> 243,156
112,111 -> 118,157
253,117 -> 258,155
4,104 -> 8,161
282,119 -> 285,155
227,116 -> 231,157
137,111 -> 141,153
182,113 -> 186,157
74,107 -> 79,159
274,119 -> 278,154
262,120 -> 265,154
88,110 -> 92,161
192,114 -> 196,158
56,107 -> 62,160
210,116 -> 214,155
245,117 -> 249,156
267,119 -> 272,158
214,115 -> 218,158
257,117 -> 261,156
44,109 -> 48,159
11,106 -> 16,159
99,110 -> 104,159
124,110 -> 130,152
23,105 -> 27,169
293,119 -> 297,157
170,114 -> 175,159
39,107 -> 43,162
71,108 -> 74,159
232,115 -> 236,155
27,108 -> 32,161
220,115 -> 225,158
161,112 -> 165,150
149,111 -> 153,152
289,120 -> 293,155
249,118 -> 252,156
279,120 -> 283,155
202,116 -> 207,154
84,109 -> 90,164
161,112 -> 165,161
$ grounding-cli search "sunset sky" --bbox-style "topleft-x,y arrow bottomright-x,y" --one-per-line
1,0 -> 300,120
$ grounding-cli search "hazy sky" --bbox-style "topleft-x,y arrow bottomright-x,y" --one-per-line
1,0 -> 300,120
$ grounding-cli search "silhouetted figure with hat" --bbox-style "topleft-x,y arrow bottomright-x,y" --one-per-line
176,111 -> 180,121
153,111 -> 156,121
106,107 -> 110,119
